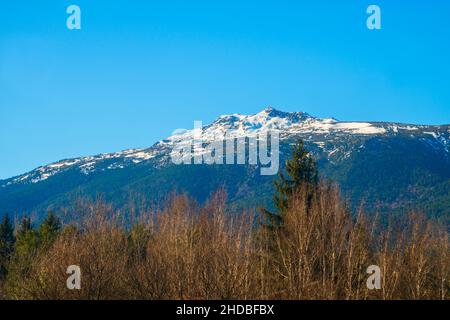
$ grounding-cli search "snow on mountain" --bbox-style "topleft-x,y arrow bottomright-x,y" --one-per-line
1,107 -> 448,188
163,107 -> 386,146
1,148 -> 158,187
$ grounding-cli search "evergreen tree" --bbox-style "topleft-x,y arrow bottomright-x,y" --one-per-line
261,139 -> 318,228
0,215 -> 15,279
39,211 -> 61,246
4,216 -> 39,295
17,216 -> 32,239
14,216 -> 39,258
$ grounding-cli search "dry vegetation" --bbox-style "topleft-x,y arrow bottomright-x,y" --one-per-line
0,182 -> 448,300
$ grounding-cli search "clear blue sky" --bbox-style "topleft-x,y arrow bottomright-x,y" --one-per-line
1,0 -> 449,179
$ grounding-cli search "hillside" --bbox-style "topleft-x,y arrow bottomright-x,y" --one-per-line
1,107 -> 449,219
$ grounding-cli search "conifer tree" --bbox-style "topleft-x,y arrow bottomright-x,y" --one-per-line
0,215 -> 15,279
17,216 -> 32,239
261,139 -> 318,228
3,216 -> 39,296
14,216 -> 39,258
39,211 -> 61,246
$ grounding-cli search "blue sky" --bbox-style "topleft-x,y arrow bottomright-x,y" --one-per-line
1,0 -> 449,179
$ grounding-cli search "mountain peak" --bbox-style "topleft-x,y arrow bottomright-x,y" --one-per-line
214,107 -> 312,124
260,106 -> 276,113
254,107 -> 313,122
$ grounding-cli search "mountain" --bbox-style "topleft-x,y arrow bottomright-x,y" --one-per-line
1,107 -> 449,220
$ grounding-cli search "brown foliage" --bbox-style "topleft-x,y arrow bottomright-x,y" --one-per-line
2,184 -> 449,300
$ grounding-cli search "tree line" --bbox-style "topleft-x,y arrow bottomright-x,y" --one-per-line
0,141 -> 448,300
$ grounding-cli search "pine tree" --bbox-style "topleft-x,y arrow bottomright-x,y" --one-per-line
17,216 -> 32,239
5,216 -> 39,294
14,216 -> 39,258
0,215 -> 15,279
261,139 -> 318,228
39,211 -> 61,246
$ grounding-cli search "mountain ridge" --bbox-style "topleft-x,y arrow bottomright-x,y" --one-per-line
2,107 -> 448,186
1,107 -> 449,219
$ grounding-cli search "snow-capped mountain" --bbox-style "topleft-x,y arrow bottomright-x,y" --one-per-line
1,107 -> 449,218
2,107 -> 448,188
